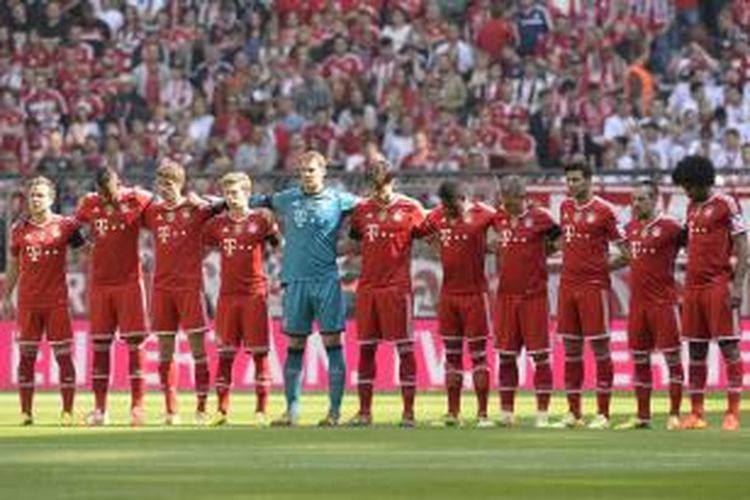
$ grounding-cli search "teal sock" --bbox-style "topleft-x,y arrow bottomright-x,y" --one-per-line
326,345 -> 345,418
284,347 -> 304,419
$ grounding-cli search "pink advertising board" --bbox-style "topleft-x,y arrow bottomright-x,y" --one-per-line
1,319 -> 749,392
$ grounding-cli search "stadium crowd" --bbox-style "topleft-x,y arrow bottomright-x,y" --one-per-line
0,0 -> 749,205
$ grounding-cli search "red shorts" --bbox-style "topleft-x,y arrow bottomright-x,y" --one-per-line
557,286 -> 611,339
355,288 -> 412,343
495,292 -> 550,354
89,281 -> 148,340
215,293 -> 270,351
17,306 -> 73,345
438,292 -> 492,339
682,284 -> 740,342
628,302 -> 681,352
151,288 -> 208,336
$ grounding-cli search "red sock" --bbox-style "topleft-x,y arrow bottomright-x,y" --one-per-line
398,343 -> 416,418
128,344 -> 144,410
534,357 -> 553,412
253,352 -> 270,414
357,343 -> 377,416
498,355 -> 518,413
194,355 -> 210,413
667,358 -> 684,416
92,341 -> 111,413
634,358 -> 652,421
469,338 -> 488,418
17,349 -> 37,415
688,360 -> 707,418
444,338 -> 463,417
216,350 -> 235,415
596,355 -> 613,418
56,351 -> 76,413
158,357 -> 177,415
564,355 -> 583,419
726,358 -> 743,416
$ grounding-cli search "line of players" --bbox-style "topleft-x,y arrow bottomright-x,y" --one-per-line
1,152 -> 746,430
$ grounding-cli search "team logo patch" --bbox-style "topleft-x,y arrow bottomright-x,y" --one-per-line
181,208 -> 191,220
586,212 -> 596,224
51,226 -> 61,239
652,227 -> 662,238
166,211 -> 175,222
703,207 -> 714,218
393,210 -> 403,222
573,212 -> 582,223
247,222 -> 258,234
222,226 -> 230,233
523,217 -> 533,228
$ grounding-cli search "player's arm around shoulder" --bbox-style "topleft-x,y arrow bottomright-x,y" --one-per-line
731,225 -> 748,307
2,247 -> 19,320
258,207 -> 282,249
536,206 -> 562,257
342,200 -> 366,256
74,192 -> 98,224
337,188 -> 361,218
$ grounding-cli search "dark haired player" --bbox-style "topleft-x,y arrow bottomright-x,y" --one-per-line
615,180 -> 685,430
552,161 -> 627,429
417,181 -> 496,427
347,160 -> 425,427
75,167 -> 153,426
672,155 -> 748,431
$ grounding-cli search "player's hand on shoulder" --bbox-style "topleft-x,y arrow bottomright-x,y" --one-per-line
186,191 -> 210,208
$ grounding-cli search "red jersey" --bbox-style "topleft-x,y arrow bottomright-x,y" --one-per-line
143,201 -> 216,291
22,88 -> 68,129
500,132 -> 535,157
203,210 -> 278,296
76,188 -> 153,286
685,193 -> 747,289
350,195 -> 425,291
625,214 -> 682,304
303,123 -> 337,152
418,202 -> 496,294
559,196 -> 623,288
320,54 -> 364,80
495,205 -> 557,295
10,215 -> 80,308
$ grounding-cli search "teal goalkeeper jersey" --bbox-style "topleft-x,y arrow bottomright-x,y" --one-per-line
264,186 -> 358,283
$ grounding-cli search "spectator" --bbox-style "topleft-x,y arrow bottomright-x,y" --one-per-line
401,130 -> 437,170
293,61 -> 333,119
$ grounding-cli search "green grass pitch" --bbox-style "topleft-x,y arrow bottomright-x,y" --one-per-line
0,391 -> 748,499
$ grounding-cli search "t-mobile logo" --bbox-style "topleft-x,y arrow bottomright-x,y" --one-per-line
27,246 -> 42,262
563,224 -> 576,243
157,226 -> 171,244
365,224 -> 379,241
94,218 -> 108,236
222,238 -> 237,256
439,228 -> 452,245
499,228 -> 513,247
